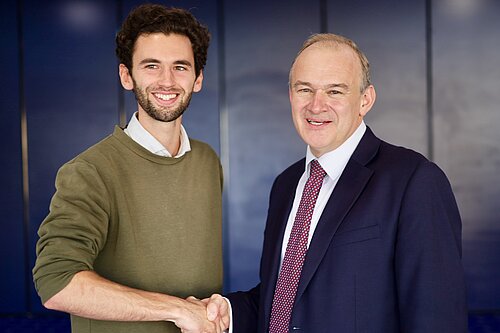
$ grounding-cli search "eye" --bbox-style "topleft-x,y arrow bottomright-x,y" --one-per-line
145,64 -> 159,70
297,87 -> 312,94
174,65 -> 188,71
327,89 -> 342,96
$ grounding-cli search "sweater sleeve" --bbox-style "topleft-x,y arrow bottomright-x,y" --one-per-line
32,158 -> 111,304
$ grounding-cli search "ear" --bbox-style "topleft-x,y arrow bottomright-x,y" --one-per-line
359,85 -> 376,117
119,64 -> 134,91
193,70 -> 204,93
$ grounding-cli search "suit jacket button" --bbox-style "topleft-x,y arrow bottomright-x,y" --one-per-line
291,327 -> 301,330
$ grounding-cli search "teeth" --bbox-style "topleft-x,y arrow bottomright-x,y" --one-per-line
154,93 -> 177,101
308,120 -> 324,125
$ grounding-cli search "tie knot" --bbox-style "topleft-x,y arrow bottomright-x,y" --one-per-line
310,159 -> 326,179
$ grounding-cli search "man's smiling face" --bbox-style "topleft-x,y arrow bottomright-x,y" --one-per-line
289,42 -> 373,157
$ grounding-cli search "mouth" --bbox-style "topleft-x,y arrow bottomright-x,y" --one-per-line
154,92 -> 178,101
307,119 -> 332,126
152,91 -> 180,106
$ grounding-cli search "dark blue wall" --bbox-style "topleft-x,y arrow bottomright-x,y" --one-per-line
1,0 -> 499,314
23,0 -> 120,313
433,0 -> 500,309
0,0 -> 25,314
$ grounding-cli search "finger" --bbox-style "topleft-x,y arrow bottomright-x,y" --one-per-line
214,297 -> 229,327
218,297 -> 228,313
186,296 -> 204,306
221,313 -> 230,330
218,317 -> 228,332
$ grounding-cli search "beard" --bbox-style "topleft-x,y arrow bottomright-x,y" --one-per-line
132,79 -> 193,123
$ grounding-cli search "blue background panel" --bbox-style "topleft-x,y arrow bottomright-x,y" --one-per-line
433,0 -> 500,309
22,0 -> 120,313
0,0 -> 26,313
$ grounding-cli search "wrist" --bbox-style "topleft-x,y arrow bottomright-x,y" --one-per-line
147,293 -> 186,323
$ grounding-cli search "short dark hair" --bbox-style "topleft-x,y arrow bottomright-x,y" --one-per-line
116,4 -> 210,78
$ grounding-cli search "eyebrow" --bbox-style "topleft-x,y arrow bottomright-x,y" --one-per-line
138,58 -> 161,66
138,58 -> 193,67
293,80 -> 349,90
174,60 -> 193,67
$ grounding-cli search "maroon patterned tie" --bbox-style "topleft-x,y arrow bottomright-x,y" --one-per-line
269,159 -> 326,333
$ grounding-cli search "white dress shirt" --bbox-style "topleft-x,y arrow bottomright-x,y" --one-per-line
123,112 -> 191,157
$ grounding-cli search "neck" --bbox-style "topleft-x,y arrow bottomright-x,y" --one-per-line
137,110 -> 182,156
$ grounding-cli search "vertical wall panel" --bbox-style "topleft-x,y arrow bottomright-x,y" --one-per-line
24,0 -> 120,312
327,0 -> 428,155
224,0 -> 320,291
0,0 -> 26,313
433,0 -> 500,310
122,1 -> 221,154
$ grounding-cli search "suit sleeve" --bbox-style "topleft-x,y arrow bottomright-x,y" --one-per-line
395,160 -> 467,332
226,284 -> 260,333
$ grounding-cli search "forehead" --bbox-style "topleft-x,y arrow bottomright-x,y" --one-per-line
291,43 -> 360,85
132,33 -> 194,62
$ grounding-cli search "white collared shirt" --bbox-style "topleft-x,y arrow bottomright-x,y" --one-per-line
280,121 -> 367,263
123,112 -> 191,158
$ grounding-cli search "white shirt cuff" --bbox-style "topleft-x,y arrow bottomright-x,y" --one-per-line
223,297 -> 233,333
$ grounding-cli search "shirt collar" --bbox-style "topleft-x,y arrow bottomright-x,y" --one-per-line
124,112 -> 191,158
305,121 -> 366,180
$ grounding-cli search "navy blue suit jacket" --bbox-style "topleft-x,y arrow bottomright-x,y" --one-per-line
227,127 -> 467,333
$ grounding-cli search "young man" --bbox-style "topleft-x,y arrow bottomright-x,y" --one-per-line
33,4 -> 223,333
206,33 -> 467,333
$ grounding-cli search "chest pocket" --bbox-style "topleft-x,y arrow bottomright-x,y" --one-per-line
331,224 -> 380,247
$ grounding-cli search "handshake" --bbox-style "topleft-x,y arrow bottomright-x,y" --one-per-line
176,293 -> 230,333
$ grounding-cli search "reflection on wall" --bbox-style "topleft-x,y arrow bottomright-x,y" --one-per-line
434,0 -> 500,309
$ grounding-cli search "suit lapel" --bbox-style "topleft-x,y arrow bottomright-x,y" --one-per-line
295,127 -> 380,301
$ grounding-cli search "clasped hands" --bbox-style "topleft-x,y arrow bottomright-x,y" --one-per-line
178,294 -> 229,333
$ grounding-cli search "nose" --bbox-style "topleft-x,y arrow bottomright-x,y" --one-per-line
309,90 -> 327,113
158,68 -> 175,86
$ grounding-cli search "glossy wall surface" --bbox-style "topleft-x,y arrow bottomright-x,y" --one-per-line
433,0 -> 500,309
0,0 -> 25,314
1,0 -> 499,314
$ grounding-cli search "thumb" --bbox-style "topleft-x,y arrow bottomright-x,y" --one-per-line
206,301 -> 219,321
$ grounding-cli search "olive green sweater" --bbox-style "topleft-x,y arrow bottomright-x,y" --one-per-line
33,126 -> 223,333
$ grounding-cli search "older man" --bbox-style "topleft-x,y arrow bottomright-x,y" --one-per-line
207,33 -> 467,333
